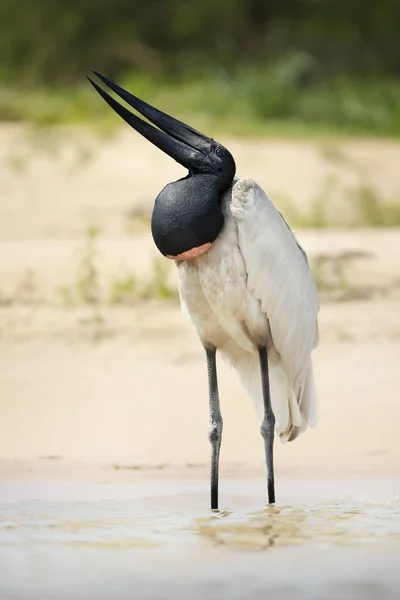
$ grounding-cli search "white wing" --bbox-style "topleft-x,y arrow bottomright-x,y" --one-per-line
230,178 -> 319,395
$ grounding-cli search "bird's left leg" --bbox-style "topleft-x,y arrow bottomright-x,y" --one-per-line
205,346 -> 223,510
259,346 -> 276,504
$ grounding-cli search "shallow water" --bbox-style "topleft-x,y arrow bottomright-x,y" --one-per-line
1,477 -> 400,599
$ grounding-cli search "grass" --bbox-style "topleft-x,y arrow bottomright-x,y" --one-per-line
0,224 -> 395,314
109,260 -> 177,304
58,228 -> 178,309
277,179 -> 400,228
54,227 -> 177,340
57,226 -> 105,340
310,253 -> 361,302
2,69 -> 400,138
308,249 -> 393,303
76,226 -> 101,305
351,186 -> 400,227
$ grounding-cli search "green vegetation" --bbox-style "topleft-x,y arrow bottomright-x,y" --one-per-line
2,73 -> 400,138
350,186 -> 400,227
0,226 -> 394,311
109,260 -> 177,304
2,1 -> 398,84
310,251 -> 375,303
0,1 -> 399,136
278,179 -> 400,229
311,254 -> 358,302
76,226 -> 101,305
58,228 -> 178,308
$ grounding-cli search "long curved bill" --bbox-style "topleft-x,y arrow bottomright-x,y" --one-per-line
87,71 -> 211,170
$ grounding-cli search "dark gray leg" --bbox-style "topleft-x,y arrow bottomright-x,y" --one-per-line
259,346 -> 276,504
205,347 -> 223,510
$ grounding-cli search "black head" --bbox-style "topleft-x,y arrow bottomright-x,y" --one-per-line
87,72 -> 236,259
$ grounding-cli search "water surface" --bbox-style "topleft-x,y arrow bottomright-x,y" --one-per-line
1,478 -> 399,599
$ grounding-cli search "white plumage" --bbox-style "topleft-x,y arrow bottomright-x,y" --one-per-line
89,72 -> 320,506
176,178 -> 319,442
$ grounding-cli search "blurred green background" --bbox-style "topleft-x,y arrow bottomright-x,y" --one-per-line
1,0 -> 400,135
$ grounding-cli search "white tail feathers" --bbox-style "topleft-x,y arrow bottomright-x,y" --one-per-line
231,352 -> 318,444
283,363 -> 318,442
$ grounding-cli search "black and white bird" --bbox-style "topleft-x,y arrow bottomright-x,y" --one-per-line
88,72 -> 320,510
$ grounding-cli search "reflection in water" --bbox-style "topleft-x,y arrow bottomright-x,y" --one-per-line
1,496 -> 399,550
1,483 -> 400,599
194,501 -> 400,550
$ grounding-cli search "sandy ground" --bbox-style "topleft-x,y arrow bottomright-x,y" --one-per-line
1,126 -> 400,600
0,126 -> 399,484
1,125 -> 400,239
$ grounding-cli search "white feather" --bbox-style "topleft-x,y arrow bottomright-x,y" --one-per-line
176,178 -> 319,443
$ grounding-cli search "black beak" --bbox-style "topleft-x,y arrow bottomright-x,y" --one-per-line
87,71 -> 211,172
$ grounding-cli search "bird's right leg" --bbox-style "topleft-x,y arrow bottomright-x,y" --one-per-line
205,346 -> 223,510
259,346 -> 276,504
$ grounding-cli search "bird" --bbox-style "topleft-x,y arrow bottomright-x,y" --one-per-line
88,71 -> 320,510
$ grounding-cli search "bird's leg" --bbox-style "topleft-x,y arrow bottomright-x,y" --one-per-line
259,346 -> 276,504
205,346 -> 223,510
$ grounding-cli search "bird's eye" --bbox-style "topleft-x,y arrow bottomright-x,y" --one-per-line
215,146 -> 223,158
